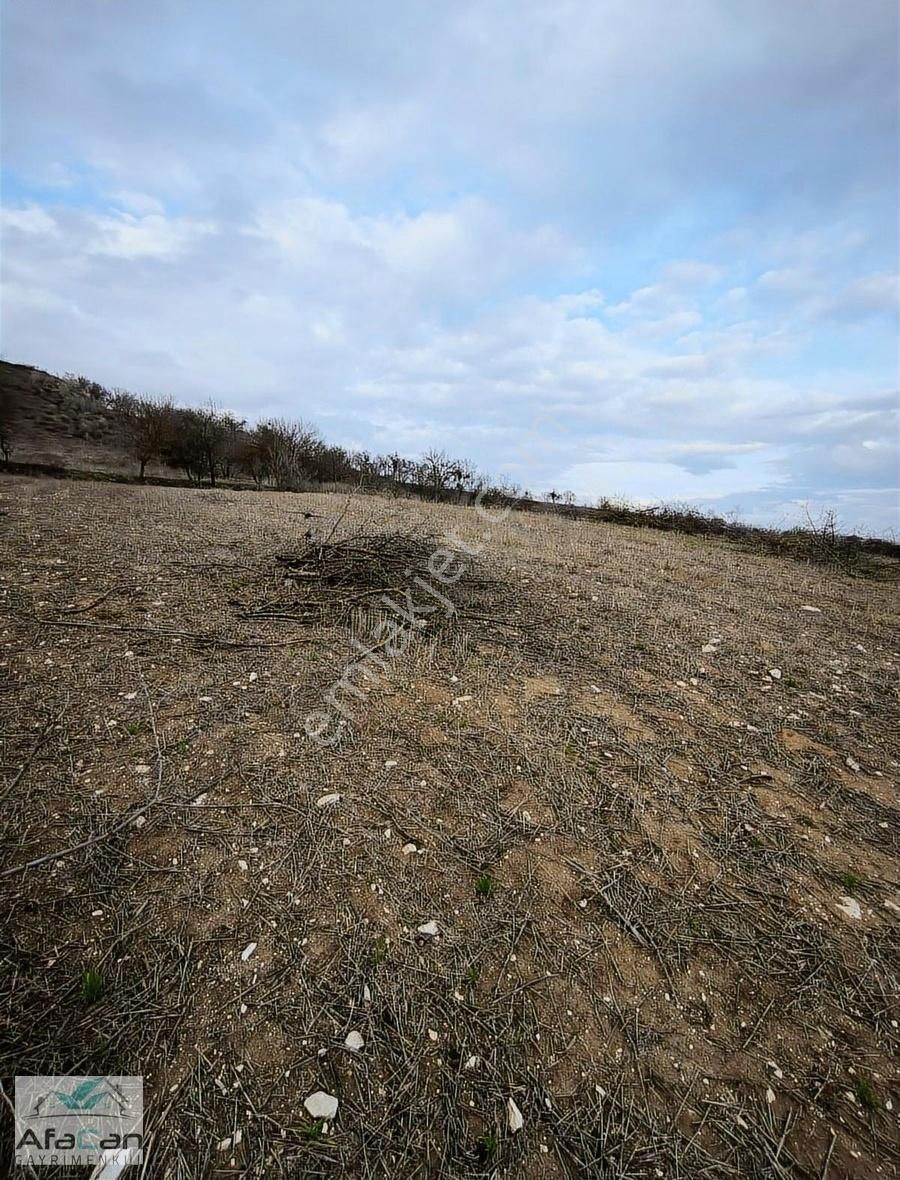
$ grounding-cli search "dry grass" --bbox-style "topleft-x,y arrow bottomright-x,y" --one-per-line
1,476 -> 897,1178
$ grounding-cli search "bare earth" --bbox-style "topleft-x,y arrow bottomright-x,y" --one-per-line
1,476 -> 898,1178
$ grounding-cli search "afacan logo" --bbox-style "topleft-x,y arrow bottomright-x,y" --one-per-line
15,1076 -> 144,1168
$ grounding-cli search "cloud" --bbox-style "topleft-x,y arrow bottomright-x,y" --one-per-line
0,0 -> 896,533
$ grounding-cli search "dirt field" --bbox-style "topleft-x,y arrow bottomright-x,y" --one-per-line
1,476 -> 897,1178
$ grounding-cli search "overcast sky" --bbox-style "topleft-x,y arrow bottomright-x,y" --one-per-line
1,1 -> 897,531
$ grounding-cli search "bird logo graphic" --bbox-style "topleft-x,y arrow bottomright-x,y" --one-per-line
33,1078 -> 128,1118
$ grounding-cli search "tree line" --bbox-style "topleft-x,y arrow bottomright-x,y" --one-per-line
0,372 -> 572,506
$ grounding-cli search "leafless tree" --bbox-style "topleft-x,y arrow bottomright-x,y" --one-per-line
113,393 -> 175,479
248,418 -> 321,490
0,387 -> 19,462
422,448 -> 454,501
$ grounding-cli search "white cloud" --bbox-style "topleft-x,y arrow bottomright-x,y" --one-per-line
86,212 -> 215,260
0,205 -> 59,236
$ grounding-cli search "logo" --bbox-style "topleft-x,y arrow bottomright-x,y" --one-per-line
15,1076 -> 143,1168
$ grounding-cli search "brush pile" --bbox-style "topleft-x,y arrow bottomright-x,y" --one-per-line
277,529 -> 447,592
239,529 -> 523,640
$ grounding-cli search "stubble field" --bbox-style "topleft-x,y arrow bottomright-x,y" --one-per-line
1,476 -> 898,1178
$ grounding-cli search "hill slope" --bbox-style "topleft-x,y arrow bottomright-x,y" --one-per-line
0,359 -> 124,466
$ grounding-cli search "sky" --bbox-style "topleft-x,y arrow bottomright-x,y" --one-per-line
1,0 -> 898,533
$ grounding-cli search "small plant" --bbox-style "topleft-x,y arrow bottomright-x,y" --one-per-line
475,1133 -> 498,1161
466,962 -> 480,984
301,1121 -> 324,1140
855,1077 -> 877,1111
81,969 -> 104,1004
838,870 -> 863,891
475,874 -> 495,898
372,935 -> 389,963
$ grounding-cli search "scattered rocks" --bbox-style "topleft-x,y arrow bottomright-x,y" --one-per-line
240,942 -> 257,961
845,756 -> 861,773
316,793 -> 341,808
344,1030 -> 364,1052
303,1091 -> 338,1121
507,1097 -> 524,1132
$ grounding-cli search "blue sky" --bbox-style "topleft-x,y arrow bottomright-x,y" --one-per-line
1,0 -> 897,532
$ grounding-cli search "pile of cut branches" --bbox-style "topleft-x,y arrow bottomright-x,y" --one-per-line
238,529 -> 527,642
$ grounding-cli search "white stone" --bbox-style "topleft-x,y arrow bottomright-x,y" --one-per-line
304,1091 -> 338,1120
769,669 -> 782,680
464,1055 -> 480,1070
384,760 -> 398,769
316,793 -> 341,808
417,920 -> 439,937
765,1088 -> 776,1104
218,1130 -> 242,1151
402,843 -> 418,855
241,942 -> 257,961
507,1098 -> 524,1132
134,764 -> 151,775
701,642 -> 718,654
837,896 -> 862,920
344,1030 -> 364,1052
845,756 -> 861,773
800,605 -> 822,613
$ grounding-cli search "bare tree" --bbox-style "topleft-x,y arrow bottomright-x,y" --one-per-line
0,387 -> 19,462
114,393 -> 175,479
160,408 -> 206,483
422,448 -> 453,501
249,418 -> 321,490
